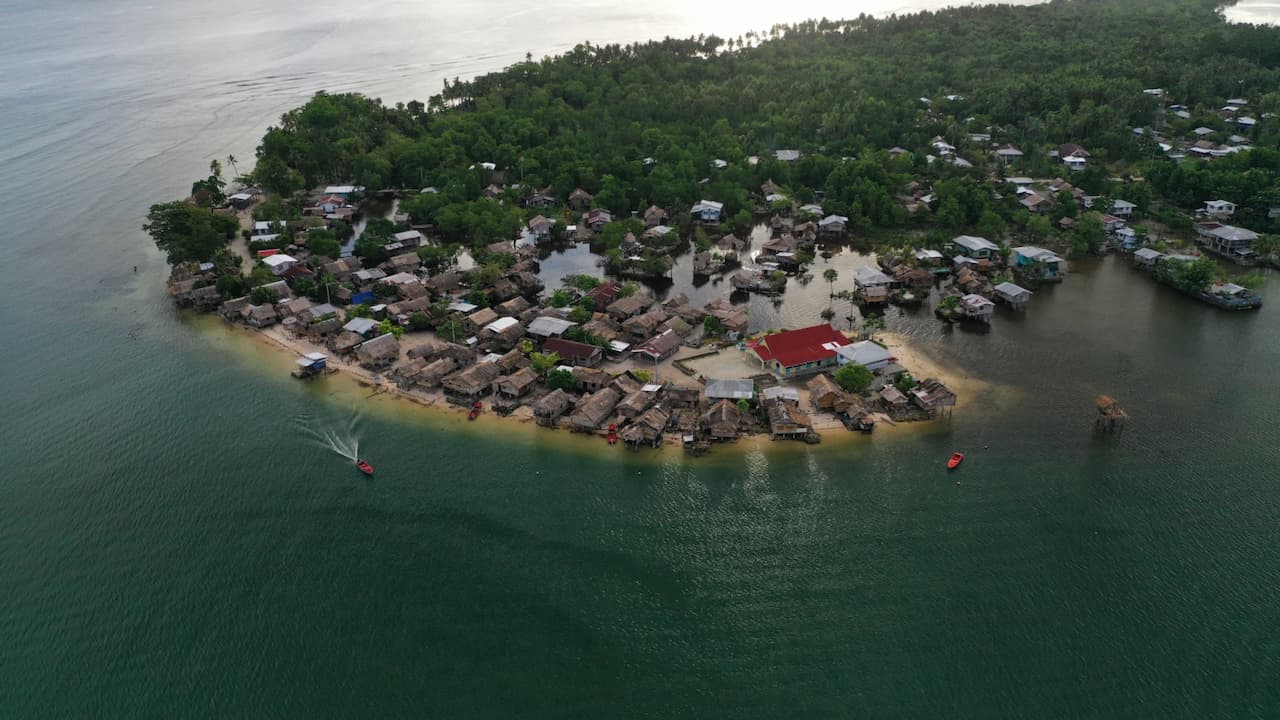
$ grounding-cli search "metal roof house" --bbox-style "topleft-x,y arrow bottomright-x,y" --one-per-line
993,282 -> 1032,308
705,378 -> 755,401
835,341 -> 895,372
950,235 -> 999,259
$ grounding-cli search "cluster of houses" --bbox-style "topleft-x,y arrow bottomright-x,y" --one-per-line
1141,93 -> 1262,162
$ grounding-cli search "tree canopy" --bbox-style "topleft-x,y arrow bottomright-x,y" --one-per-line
144,202 -> 241,263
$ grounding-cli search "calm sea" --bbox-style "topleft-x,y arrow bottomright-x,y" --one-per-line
2,0 -> 1280,717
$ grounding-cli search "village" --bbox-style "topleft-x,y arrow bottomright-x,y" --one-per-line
162,86 -> 1276,454
168,176 -> 987,453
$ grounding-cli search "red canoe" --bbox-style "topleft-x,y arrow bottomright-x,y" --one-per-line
607,423 -> 618,445
946,452 -> 964,470
468,401 -> 482,421
355,460 -> 375,476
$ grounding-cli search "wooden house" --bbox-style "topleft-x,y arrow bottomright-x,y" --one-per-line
616,388 -> 658,419
495,367 -> 538,399
570,388 -> 622,432
606,294 -> 654,320
571,366 -> 610,393
620,406 -> 671,448
533,389 -> 573,427
622,310 -> 668,343
909,379 -> 957,417
806,374 -> 847,411
569,188 -> 594,210
442,362 -> 501,399
764,395 -> 815,441
356,333 -> 400,369
543,337 -> 602,367
701,399 -> 741,441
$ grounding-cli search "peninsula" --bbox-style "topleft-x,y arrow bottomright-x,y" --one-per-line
150,0 -> 1279,453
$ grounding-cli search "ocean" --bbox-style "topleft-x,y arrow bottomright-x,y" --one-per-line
2,0 -> 1280,717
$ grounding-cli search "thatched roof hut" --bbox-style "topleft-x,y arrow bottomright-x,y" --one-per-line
533,389 -> 573,426
570,388 -> 621,431
765,397 -> 813,439
620,406 -> 671,447
495,367 -> 538,398
442,362 -> 501,397
807,373 -> 847,411
616,388 -> 658,419
418,357 -> 458,387
356,333 -> 400,369
702,399 -> 741,440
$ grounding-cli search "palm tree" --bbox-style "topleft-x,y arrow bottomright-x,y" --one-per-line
822,268 -> 838,300
226,154 -> 239,179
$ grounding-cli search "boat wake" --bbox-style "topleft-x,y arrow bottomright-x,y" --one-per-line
295,409 -> 362,463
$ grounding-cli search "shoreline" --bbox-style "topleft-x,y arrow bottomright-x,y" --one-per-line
193,312 -> 989,460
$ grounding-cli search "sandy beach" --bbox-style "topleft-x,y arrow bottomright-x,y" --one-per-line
200,312 -> 983,459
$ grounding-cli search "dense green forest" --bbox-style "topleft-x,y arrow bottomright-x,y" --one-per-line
244,0 -> 1280,251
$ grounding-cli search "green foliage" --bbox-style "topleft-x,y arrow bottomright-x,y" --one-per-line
144,202 -> 240,263
377,318 -> 404,339
736,399 -> 751,415
354,217 -> 399,261
530,352 -> 561,377
250,286 -> 278,305
568,304 -> 593,324
307,230 -> 341,259
1235,272 -> 1266,290
247,264 -> 277,288
892,371 -> 917,393
465,289 -> 490,307
348,303 -> 373,318
548,289 -> 573,308
417,243 -> 460,272
437,318 -> 466,342
215,274 -> 248,299
703,314 -> 724,336
173,4 -> 1280,274
632,370 -> 651,383
408,311 -> 432,331
1158,256 -> 1218,293
1070,212 -> 1107,257
546,368 -> 577,392
564,274 -> 602,292
834,363 -> 874,394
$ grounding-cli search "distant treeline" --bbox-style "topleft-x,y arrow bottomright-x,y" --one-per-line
246,0 -> 1280,247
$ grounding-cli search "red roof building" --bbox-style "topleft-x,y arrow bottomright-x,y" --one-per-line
749,324 -> 850,377
585,281 -> 622,308
543,337 -> 603,367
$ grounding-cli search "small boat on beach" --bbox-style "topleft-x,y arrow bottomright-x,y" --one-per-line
946,452 -> 964,470
607,423 -> 618,445
355,459 -> 375,476
468,401 -> 482,420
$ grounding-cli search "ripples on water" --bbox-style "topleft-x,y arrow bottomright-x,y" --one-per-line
3,0 -> 1280,716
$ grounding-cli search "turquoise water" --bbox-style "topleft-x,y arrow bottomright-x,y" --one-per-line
3,1 -> 1280,717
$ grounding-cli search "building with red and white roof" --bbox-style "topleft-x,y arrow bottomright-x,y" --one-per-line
749,324 -> 850,377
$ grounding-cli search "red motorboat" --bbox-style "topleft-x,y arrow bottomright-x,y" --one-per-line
606,423 -> 618,445
355,459 -> 375,476
468,401 -> 482,420
946,452 -> 964,470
